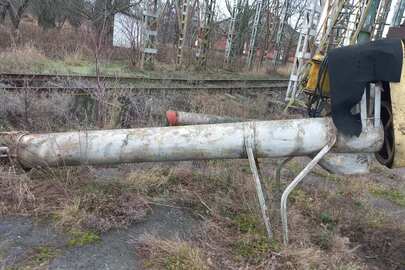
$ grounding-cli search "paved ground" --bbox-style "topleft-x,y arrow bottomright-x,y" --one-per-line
0,206 -> 199,270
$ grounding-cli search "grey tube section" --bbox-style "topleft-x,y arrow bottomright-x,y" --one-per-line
13,118 -> 383,168
165,112 -> 381,175
318,153 -> 371,175
166,111 -> 245,126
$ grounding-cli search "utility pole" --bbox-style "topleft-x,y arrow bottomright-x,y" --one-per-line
329,0 -> 356,48
196,0 -> 216,69
285,0 -> 321,101
141,0 -> 158,69
246,0 -> 263,69
357,0 -> 381,44
372,0 -> 392,39
224,0 -> 239,65
391,0 -> 405,26
343,0 -> 364,45
177,0 -> 191,67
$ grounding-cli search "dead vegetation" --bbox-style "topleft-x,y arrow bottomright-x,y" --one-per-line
0,78 -> 288,132
135,234 -> 210,270
125,159 -> 405,269
0,167 -> 149,234
2,145 -> 405,269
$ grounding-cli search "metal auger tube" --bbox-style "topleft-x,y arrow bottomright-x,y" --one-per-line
0,117 -> 383,169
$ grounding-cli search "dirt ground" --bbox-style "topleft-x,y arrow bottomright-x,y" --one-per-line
0,160 -> 404,270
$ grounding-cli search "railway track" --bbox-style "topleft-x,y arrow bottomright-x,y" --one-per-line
0,72 -> 288,86
0,84 -> 288,94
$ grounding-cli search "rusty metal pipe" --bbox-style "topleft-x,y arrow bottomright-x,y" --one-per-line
3,118 -> 383,169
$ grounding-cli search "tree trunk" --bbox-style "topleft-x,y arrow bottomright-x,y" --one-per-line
94,0 -> 114,48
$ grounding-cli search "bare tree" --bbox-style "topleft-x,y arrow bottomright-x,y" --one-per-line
0,0 -> 31,30
67,0 -> 143,48
117,13 -> 142,65
32,0 -> 70,31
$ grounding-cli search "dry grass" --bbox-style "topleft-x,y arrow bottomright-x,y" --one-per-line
54,198 -> 86,230
0,44 -> 49,73
54,181 -> 150,232
0,81 -> 280,132
0,166 -> 150,233
125,167 -> 173,194
0,168 -> 36,215
274,63 -> 293,78
128,158 -> 405,269
135,234 -> 210,270
4,155 -> 399,268
63,48 -> 92,67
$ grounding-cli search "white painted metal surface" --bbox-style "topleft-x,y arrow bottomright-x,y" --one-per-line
246,144 -> 273,239
6,118 -> 383,169
281,136 -> 336,245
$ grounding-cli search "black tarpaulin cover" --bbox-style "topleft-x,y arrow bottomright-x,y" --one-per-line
328,39 -> 403,136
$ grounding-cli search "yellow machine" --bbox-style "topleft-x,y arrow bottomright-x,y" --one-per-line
305,53 -> 330,96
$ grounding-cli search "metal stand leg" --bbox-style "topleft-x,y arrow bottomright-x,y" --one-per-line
280,136 -> 336,245
271,157 -> 294,230
275,157 -> 294,195
274,158 -> 293,208
374,83 -> 381,128
246,145 -> 273,240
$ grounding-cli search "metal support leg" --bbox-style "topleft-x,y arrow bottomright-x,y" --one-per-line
280,136 -> 336,245
246,145 -> 273,240
275,157 -> 294,199
361,89 -> 367,130
271,157 -> 294,229
374,83 -> 381,128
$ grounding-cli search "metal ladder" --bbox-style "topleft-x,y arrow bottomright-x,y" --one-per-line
224,0 -> 239,64
246,0 -> 264,69
285,0 -> 321,101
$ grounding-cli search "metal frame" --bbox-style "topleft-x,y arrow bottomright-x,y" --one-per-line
281,137 -> 336,245
246,144 -> 273,240
246,0 -> 263,69
177,0 -> 191,67
281,84 -> 381,245
196,0 -> 216,68
285,0 -> 321,101
273,0 -> 289,67
141,11 -> 158,69
225,0 -> 239,64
